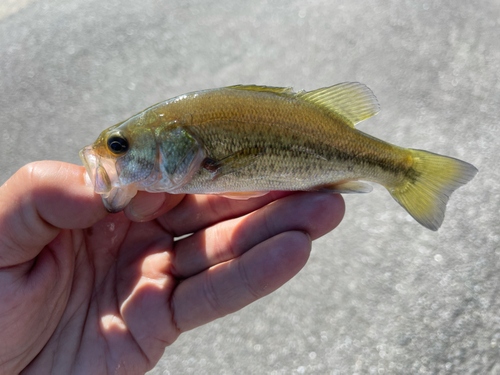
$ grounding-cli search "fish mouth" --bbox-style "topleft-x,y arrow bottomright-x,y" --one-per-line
79,146 -> 138,213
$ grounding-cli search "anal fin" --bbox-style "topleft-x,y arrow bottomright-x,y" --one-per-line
214,191 -> 270,200
315,181 -> 373,194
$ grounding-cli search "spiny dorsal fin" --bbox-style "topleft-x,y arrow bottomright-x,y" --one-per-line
297,82 -> 380,128
226,84 -> 294,95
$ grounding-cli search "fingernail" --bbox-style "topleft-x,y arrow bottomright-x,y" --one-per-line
127,192 -> 166,221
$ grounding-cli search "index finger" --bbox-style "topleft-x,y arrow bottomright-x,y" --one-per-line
156,191 -> 294,237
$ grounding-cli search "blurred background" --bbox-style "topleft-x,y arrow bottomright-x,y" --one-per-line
1,0 -> 499,373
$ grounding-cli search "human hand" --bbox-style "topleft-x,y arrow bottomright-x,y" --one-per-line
0,161 -> 344,375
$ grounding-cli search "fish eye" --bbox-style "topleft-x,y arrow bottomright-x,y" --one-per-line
107,134 -> 129,154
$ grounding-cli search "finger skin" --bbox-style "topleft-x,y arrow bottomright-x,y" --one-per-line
124,191 -> 185,222
172,192 -> 345,278
0,161 -> 107,267
0,161 -> 107,374
172,230 -> 311,332
157,191 -> 294,236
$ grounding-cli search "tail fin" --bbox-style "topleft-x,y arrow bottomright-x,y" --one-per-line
388,149 -> 477,231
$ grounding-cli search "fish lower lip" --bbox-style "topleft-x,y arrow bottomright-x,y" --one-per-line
101,186 -> 138,212
79,146 -> 98,188
102,196 -> 122,213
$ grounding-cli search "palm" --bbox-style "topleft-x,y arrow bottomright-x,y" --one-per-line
29,214 -> 179,374
1,163 -> 344,375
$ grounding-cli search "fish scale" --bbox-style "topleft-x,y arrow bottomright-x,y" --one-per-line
80,82 -> 477,230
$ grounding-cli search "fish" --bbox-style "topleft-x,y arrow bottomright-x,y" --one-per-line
79,82 -> 478,230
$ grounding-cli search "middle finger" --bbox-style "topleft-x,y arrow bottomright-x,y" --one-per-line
170,192 -> 345,278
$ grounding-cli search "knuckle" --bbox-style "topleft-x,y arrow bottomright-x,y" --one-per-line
237,259 -> 261,300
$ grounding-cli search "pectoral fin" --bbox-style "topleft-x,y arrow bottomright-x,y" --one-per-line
316,181 -> 373,194
202,148 -> 264,179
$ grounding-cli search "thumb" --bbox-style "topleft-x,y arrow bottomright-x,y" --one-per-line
0,161 -> 107,267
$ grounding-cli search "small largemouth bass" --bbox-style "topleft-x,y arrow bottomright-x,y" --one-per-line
80,83 -> 477,230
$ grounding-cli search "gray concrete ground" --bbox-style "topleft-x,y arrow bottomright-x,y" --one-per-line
1,0 -> 499,373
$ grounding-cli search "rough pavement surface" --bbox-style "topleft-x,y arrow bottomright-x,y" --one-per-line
1,1 -> 499,374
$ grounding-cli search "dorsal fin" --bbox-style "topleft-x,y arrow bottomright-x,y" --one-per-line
226,84 -> 294,95
297,82 -> 380,128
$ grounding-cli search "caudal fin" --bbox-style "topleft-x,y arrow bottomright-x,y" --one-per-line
388,149 -> 477,231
